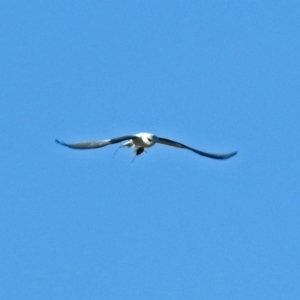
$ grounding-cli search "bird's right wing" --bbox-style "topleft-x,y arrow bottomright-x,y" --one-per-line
55,135 -> 136,150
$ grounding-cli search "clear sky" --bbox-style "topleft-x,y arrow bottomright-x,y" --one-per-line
1,1 -> 300,299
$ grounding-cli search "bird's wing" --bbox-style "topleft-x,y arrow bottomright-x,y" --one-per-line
55,135 -> 136,150
157,137 -> 237,160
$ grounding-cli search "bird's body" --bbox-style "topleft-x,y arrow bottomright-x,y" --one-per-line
121,133 -> 158,148
55,132 -> 237,160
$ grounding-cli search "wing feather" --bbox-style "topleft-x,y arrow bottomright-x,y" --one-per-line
157,137 -> 237,160
55,135 -> 136,150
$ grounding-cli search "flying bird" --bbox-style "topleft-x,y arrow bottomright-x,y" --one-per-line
55,132 -> 237,160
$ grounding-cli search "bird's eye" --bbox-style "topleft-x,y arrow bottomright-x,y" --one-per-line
147,137 -> 152,142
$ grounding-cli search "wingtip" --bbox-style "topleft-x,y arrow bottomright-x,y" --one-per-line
227,151 -> 238,159
55,139 -> 65,146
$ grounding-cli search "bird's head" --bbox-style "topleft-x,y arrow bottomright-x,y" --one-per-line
134,132 -> 158,146
142,133 -> 158,146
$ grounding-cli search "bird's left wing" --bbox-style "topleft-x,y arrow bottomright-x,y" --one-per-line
157,137 -> 237,160
55,135 -> 136,150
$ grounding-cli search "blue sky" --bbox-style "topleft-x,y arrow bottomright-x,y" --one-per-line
1,1 -> 300,299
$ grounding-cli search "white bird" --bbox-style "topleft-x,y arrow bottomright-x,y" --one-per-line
55,132 -> 237,160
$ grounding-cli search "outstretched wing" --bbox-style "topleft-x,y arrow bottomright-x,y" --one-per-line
157,137 -> 237,160
55,135 -> 136,150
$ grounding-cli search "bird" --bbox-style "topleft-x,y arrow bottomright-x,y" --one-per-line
55,132 -> 237,160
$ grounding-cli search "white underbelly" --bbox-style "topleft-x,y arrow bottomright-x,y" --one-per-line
133,137 -> 155,148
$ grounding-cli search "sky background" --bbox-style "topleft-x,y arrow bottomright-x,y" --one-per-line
1,1 -> 300,299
